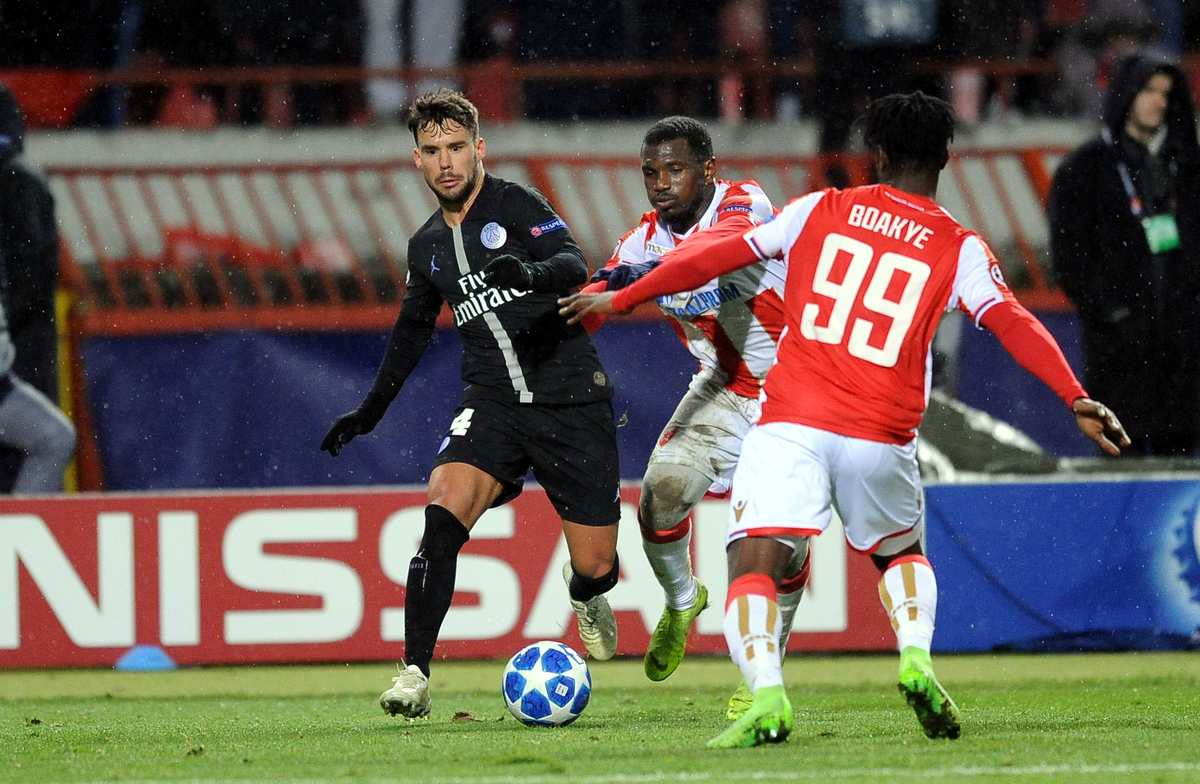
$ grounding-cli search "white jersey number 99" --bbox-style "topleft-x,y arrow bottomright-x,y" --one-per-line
800,232 -> 930,368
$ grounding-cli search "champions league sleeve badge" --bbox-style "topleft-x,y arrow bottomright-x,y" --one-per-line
481,222 -> 508,249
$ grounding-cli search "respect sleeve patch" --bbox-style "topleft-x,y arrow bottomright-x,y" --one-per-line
530,217 -> 567,237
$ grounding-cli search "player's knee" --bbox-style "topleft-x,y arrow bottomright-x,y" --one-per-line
418,504 -> 470,560
639,464 -> 710,531
567,552 -> 619,602
772,538 -> 809,594
782,537 -> 811,583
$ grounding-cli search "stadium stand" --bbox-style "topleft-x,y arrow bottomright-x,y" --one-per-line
53,148 -> 1070,336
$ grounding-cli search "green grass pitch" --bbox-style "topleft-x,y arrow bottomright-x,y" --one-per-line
2,652 -> 1199,783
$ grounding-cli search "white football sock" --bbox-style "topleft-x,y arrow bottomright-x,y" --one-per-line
641,517 -> 697,611
878,555 -> 938,652
723,573 -> 783,692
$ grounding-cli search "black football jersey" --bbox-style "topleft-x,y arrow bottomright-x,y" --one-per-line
401,174 -> 614,405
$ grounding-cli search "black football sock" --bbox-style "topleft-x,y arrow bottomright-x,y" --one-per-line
404,504 -> 470,677
567,553 -> 620,602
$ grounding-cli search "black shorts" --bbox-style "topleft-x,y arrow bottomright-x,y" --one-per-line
431,397 -> 621,526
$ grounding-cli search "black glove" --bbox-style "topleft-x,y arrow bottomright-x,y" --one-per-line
482,254 -> 535,290
589,260 -> 662,291
320,397 -> 386,456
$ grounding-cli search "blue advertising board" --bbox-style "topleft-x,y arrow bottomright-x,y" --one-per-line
81,321 -> 694,490
926,477 -> 1200,652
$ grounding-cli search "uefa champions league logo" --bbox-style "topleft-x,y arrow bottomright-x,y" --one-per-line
1158,490 -> 1200,639
1171,498 -> 1200,607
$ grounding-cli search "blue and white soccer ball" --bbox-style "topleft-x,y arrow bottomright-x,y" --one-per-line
502,641 -> 591,726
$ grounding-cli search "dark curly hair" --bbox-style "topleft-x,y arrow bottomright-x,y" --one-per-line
857,92 -> 956,172
406,88 -> 480,143
642,116 -> 714,162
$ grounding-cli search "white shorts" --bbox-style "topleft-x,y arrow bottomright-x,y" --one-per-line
649,372 -> 761,495
728,421 -> 924,554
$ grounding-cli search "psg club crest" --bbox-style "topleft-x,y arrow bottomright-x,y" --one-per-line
481,222 -> 507,249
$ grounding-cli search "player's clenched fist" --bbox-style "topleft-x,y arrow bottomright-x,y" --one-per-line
482,254 -> 535,290
320,408 -> 380,456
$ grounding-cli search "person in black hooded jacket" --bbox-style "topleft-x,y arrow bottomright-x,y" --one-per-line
0,83 -> 60,404
1048,49 -> 1200,457
0,84 -> 67,492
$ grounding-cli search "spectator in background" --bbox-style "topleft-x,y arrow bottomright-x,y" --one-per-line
717,0 -> 772,121
272,0 -> 363,125
0,85 -> 60,402
1049,50 -> 1200,457
0,297 -> 76,494
519,0 -> 641,119
640,1 -> 724,117
768,0 -> 809,121
937,0 -> 1035,123
0,85 -> 77,492
362,0 -> 462,124
459,0 -> 520,122
808,0 -> 936,187
1052,0 -> 1166,117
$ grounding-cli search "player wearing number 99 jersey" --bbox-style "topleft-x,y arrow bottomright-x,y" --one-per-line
558,91 -> 1130,748
747,182 -> 1012,443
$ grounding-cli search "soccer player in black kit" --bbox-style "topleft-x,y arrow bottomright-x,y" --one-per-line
321,89 -> 622,719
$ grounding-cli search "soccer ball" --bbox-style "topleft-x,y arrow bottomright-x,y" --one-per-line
502,641 -> 591,726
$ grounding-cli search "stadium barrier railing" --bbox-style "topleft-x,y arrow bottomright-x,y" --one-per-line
9,54 -> 1194,128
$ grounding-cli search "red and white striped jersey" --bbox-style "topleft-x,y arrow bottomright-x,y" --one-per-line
604,180 -> 784,397
743,184 -> 1016,444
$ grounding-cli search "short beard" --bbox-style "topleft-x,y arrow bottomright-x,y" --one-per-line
431,165 -> 481,211
660,191 -> 708,234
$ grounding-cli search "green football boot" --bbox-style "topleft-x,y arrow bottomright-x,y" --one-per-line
706,685 -> 793,749
643,579 -> 709,681
725,679 -> 753,720
897,646 -> 961,739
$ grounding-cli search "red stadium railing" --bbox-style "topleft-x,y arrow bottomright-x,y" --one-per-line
11,54 -> 1198,129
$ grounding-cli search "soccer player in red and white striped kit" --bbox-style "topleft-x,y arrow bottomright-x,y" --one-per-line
581,118 -> 810,711
561,93 -> 1130,748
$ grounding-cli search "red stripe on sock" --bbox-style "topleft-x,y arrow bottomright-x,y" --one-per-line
725,572 -> 777,610
639,513 -> 691,544
779,551 -> 811,595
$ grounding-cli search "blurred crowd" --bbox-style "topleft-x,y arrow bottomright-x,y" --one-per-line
0,0 -> 1195,129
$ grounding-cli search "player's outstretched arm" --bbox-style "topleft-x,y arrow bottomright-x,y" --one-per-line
558,290 -> 626,325
1071,397 -> 1131,457
320,310 -> 436,456
563,230 -> 762,325
980,301 -> 1130,456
